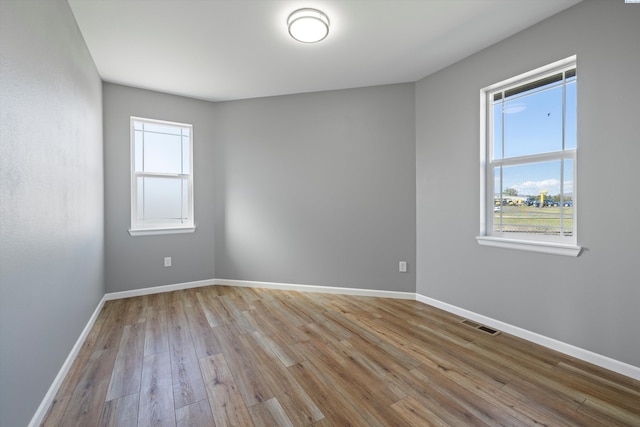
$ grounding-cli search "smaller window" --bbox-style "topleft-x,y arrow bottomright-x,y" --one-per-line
129,117 -> 195,236
477,56 -> 581,256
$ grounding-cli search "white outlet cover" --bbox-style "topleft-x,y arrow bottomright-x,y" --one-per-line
399,261 -> 407,272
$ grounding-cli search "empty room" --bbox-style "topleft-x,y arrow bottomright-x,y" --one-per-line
1,0 -> 639,426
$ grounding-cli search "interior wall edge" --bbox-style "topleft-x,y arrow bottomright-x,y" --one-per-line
27,295 -> 107,427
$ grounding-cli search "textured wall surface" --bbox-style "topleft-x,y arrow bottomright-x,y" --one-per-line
103,83 -> 415,294
3,1 -> 639,425
214,84 -> 416,292
0,1 -> 104,425
103,83 -> 216,293
416,0 -> 640,367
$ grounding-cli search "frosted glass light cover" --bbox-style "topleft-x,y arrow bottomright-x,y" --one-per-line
288,8 -> 329,43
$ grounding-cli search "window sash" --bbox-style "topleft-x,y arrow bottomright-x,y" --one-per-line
489,158 -> 575,239
130,117 -> 194,233
479,56 -> 578,250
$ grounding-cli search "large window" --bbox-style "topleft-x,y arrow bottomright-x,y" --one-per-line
129,117 -> 194,236
477,56 -> 581,256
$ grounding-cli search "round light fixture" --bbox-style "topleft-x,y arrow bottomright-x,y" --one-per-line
287,8 -> 330,43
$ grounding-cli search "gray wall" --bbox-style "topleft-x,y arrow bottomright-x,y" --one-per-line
214,85 -> 416,292
416,0 -> 640,367
0,1 -> 104,426
4,1 -> 637,424
103,83 -> 216,293
104,83 -> 416,294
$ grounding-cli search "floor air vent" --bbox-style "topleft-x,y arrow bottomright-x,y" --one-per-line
461,319 -> 501,336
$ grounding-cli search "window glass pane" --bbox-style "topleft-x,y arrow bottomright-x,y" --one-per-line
133,130 -> 144,172
137,177 -> 144,221
483,61 -> 577,248
182,178 -> 189,220
562,159 -> 574,236
493,160 -> 573,235
565,80 -> 577,150
131,118 -> 193,231
182,136 -> 190,174
504,85 -> 563,158
134,130 -> 143,172
143,122 -> 183,136
492,102 -> 503,159
143,132 -> 183,174
139,176 -> 183,221
493,167 -> 502,232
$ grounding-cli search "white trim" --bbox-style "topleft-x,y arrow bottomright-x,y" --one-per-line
415,293 -> 640,381
128,226 -> 196,236
130,116 -> 194,234
480,56 -> 579,254
479,89 -> 488,237
28,295 -> 107,427
105,278 -> 215,300
483,55 -> 577,93
214,278 -> 416,300
476,235 -> 582,256
30,277 -> 640,425
492,149 -> 575,167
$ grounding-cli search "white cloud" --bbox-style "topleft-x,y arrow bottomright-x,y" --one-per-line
514,179 -> 560,195
511,178 -> 574,196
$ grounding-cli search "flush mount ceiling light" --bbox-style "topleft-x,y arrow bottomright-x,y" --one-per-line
287,8 -> 330,43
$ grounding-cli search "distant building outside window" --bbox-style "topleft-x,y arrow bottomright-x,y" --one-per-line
477,56 -> 581,256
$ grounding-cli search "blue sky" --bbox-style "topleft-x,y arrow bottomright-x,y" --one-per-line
493,77 -> 576,197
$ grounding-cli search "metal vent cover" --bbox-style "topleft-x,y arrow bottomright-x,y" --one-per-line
461,319 -> 501,336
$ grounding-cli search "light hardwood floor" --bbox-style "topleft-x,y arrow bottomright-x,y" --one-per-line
42,285 -> 640,426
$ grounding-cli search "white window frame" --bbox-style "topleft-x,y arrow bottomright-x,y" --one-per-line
476,56 -> 581,256
129,117 -> 195,236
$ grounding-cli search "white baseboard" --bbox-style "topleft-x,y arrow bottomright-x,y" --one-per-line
105,278 -> 216,300
28,294 -> 107,427
31,278 -> 640,426
28,280 -> 215,426
214,278 -> 416,300
415,293 -> 640,381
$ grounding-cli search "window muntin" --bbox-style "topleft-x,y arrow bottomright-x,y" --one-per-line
479,57 -> 579,255
493,159 -> 574,236
130,117 -> 194,235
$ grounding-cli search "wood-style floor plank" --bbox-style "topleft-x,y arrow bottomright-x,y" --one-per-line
183,296 -> 222,358
212,322 -> 275,407
143,305 -> 169,356
42,285 -> 640,426
138,352 -> 175,427
391,395 -> 450,427
56,348 -> 117,427
288,360 -> 380,426
175,400 -> 214,427
237,332 -> 324,425
106,323 -> 145,401
99,393 -> 139,427
199,353 -> 254,427
165,291 -> 208,410
248,397 -> 294,427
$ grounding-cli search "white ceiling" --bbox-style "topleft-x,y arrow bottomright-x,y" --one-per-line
68,0 -> 581,102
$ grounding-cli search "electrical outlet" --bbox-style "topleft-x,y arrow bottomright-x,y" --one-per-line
399,261 -> 407,273
164,257 -> 172,267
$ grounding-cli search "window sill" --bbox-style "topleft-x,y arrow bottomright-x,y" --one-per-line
129,226 -> 196,237
476,236 -> 582,257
